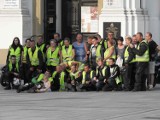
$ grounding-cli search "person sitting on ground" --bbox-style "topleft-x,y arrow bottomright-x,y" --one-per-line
103,58 -> 122,91
93,58 -> 110,91
78,64 -> 96,91
4,55 -> 21,90
17,70 -> 52,93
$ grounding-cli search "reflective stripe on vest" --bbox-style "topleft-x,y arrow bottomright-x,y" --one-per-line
124,46 -> 135,63
96,66 -> 107,77
82,71 -> 93,84
62,45 -> 73,62
46,47 -> 59,66
28,47 -> 39,66
136,40 -> 149,62
9,46 -> 21,62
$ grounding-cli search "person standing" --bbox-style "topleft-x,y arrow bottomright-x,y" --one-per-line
145,32 -> 160,89
6,37 -> 23,64
46,39 -> 61,73
26,40 -> 43,83
72,33 -> 88,63
123,36 -> 136,91
61,37 -> 75,63
130,32 -> 149,91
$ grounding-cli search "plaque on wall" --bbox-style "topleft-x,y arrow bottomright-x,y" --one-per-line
103,22 -> 121,39
3,0 -> 19,9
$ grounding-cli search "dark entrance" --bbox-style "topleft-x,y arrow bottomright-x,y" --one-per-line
44,0 -> 56,42
44,0 -> 98,42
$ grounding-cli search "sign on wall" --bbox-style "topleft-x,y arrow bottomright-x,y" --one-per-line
103,22 -> 121,39
3,0 -> 19,8
81,6 -> 98,33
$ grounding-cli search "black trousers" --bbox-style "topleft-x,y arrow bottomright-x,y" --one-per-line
124,63 -> 136,90
26,66 -> 38,83
134,62 -> 148,91
21,63 -> 29,84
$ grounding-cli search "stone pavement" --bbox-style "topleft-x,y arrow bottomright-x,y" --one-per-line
0,85 -> 160,120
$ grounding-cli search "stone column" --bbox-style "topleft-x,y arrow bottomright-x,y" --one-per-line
56,0 -> 62,35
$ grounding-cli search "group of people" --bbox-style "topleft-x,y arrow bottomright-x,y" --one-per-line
1,32 -> 160,93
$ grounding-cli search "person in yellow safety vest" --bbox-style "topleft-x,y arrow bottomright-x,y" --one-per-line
4,55 -> 20,90
103,58 -> 122,91
26,40 -> 43,83
6,37 -> 23,64
93,58 -> 110,91
61,37 -> 75,63
46,39 -> 61,73
21,39 -> 31,84
103,41 -> 116,65
96,34 -> 105,59
130,32 -> 149,91
67,65 -> 82,91
103,32 -> 117,49
36,35 -> 47,63
123,36 -> 136,91
51,65 -> 66,91
17,70 -> 52,93
79,64 -> 96,91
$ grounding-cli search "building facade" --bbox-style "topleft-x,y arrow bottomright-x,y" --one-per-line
0,0 -> 160,64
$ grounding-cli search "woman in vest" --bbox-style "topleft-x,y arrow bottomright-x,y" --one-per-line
103,41 -> 116,65
123,36 -> 136,91
61,37 -> 75,63
46,39 -> 61,73
6,37 -> 23,64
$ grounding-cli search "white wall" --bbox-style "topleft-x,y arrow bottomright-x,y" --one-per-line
145,0 -> 160,45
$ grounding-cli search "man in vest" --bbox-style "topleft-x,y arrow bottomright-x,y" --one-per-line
130,32 -> 149,91
4,55 -> 20,90
93,58 -> 110,91
103,58 -> 122,91
21,38 -> 31,84
123,36 -> 136,91
79,64 -> 96,91
26,40 -> 43,83
61,37 -> 75,63
51,65 -> 66,91
36,35 -> 47,64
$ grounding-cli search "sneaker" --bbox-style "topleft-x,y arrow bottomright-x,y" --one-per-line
149,85 -> 153,90
4,86 -> 11,90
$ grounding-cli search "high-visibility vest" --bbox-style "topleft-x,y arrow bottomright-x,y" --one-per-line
110,67 -> 122,84
61,45 -> 73,62
22,46 -> 29,63
96,45 -> 102,59
104,46 -> 116,64
46,47 -> 60,66
124,46 -> 136,63
82,71 -> 94,84
8,62 -> 19,72
9,46 -> 21,62
28,47 -> 39,66
136,40 -> 149,62
59,72 -> 65,91
96,66 -> 107,78
36,43 -> 45,61
70,71 -> 79,81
